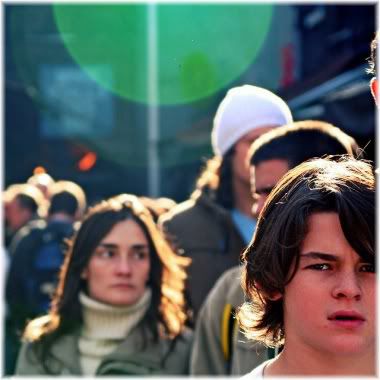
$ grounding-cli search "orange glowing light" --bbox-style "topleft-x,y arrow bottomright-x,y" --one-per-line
78,152 -> 97,171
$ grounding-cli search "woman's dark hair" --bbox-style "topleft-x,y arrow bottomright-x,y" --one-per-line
23,194 -> 190,372
192,147 -> 235,209
237,156 -> 374,347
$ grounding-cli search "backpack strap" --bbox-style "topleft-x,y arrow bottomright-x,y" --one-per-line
221,303 -> 238,370
221,302 -> 279,370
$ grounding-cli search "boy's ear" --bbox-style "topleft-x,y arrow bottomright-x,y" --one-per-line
268,292 -> 282,301
254,281 -> 283,301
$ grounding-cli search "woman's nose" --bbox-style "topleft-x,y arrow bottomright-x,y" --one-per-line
116,256 -> 132,275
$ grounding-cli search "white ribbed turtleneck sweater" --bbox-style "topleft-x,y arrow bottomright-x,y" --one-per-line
78,289 -> 151,376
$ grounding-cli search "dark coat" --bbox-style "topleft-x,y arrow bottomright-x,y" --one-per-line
159,188 -> 245,318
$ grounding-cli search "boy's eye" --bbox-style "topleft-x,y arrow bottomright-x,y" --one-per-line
307,263 -> 331,271
359,263 -> 375,273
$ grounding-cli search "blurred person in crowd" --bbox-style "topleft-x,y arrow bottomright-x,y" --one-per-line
369,32 -> 378,104
238,156 -> 375,377
5,180 -> 87,375
191,120 -> 360,375
3,183 -> 46,248
27,170 -> 55,201
15,194 -> 192,376
159,85 -> 292,320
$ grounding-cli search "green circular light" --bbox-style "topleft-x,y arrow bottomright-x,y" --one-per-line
53,4 -> 273,105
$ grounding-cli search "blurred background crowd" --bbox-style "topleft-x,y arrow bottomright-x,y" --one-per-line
5,4 -> 375,201
3,3 -> 376,377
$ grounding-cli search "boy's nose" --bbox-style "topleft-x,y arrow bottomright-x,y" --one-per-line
331,271 -> 362,301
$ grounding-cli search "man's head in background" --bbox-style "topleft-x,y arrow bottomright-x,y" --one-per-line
247,120 -> 359,219
4,184 -> 46,232
48,180 -> 87,222
195,85 -> 292,210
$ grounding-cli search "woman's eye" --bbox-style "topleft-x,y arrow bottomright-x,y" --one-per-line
132,250 -> 149,260
96,250 -> 115,259
360,263 -> 375,273
307,263 -> 331,271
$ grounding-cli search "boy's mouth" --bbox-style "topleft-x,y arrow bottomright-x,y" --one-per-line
328,311 -> 365,328
328,311 -> 365,321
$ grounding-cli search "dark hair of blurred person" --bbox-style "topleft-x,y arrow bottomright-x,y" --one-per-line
48,180 -> 87,221
248,120 -> 360,219
4,184 -> 46,247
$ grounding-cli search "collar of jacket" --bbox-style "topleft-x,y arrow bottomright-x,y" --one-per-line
48,325 -> 164,375
49,330 -> 82,374
95,327 -> 172,375
191,187 -> 233,220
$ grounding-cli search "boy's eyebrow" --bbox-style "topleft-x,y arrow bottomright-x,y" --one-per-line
300,251 -> 370,264
300,252 -> 338,261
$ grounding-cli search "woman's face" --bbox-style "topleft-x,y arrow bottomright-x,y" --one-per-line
82,219 -> 151,306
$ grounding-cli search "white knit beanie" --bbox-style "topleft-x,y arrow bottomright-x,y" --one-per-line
211,85 -> 293,156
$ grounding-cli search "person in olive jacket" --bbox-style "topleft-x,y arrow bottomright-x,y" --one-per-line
16,194 -> 192,376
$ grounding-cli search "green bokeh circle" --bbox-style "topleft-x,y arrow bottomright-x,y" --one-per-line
53,4 -> 273,105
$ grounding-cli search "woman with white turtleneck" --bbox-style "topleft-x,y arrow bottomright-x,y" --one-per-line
16,194 -> 192,375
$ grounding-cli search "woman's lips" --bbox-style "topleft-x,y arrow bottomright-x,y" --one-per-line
112,283 -> 135,288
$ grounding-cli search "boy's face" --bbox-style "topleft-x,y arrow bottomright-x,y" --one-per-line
282,212 -> 375,359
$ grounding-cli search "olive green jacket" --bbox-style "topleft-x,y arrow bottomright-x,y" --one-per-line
190,266 -> 268,375
16,325 -> 193,375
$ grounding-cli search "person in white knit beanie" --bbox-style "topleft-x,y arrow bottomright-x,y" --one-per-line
16,194 -> 192,376
159,84 -> 292,319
